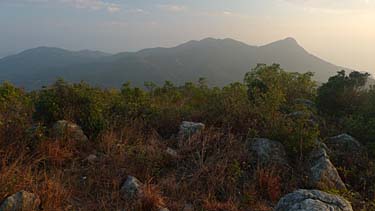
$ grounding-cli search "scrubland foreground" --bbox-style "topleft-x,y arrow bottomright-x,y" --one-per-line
1,64 -> 375,211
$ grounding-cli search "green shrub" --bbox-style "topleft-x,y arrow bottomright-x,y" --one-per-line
0,82 -> 33,143
33,79 -> 107,137
244,64 -> 318,160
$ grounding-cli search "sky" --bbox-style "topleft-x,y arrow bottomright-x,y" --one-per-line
1,0 -> 375,73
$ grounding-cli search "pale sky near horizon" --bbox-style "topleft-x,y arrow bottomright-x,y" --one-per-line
1,0 -> 375,74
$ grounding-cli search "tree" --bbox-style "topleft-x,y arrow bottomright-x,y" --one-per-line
244,64 -> 319,160
317,70 -> 370,117
0,82 -> 32,143
245,64 -> 316,111
34,80 -> 107,137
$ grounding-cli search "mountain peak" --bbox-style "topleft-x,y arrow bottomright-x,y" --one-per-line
21,46 -> 72,54
282,37 -> 298,43
200,37 -> 218,42
178,37 -> 252,49
199,37 -> 247,44
261,37 -> 303,50
1,37 -> 347,90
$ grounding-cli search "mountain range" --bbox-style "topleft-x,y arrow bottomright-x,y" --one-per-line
0,37 -> 352,90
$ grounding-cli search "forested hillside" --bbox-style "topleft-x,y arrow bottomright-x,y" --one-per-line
0,64 -> 374,211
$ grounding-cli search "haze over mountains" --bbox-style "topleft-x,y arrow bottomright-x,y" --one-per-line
0,37 -> 352,90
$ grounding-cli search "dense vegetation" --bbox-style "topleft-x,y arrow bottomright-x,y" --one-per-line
0,64 -> 374,210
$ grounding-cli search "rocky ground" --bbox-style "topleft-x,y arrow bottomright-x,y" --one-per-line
0,119 -> 364,211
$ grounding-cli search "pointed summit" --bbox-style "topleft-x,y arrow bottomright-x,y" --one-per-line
262,37 -> 301,48
0,37 -> 350,90
283,37 -> 298,44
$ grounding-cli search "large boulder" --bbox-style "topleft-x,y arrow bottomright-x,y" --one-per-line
120,176 -> 143,199
325,134 -> 363,164
250,138 -> 288,166
0,191 -> 41,211
275,189 -> 353,211
52,120 -> 88,142
286,111 -> 319,127
308,146 -> 346,191
178,121 -> 205,139
326,134 -> 362,152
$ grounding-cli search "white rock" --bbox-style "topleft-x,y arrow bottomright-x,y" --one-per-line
275,189 -> 353,211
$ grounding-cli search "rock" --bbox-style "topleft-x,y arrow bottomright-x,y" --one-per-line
287,111 -> 311,119
183,203 -> 194,211
250,138 -> 288,166
326,133 -> 362,151
294,98 -> 316,109
275,189 -> 353,211
0,191 -> 41,211
120,176 -> 143,199
52,120 -> 88,142
308,147 -> 346,191
324,134 -> 365,176
178,121 -> 205,139
165,147 -> 178,157
159,208 -> 169,211
85,154 -> 98,164
325,134 -> 363,156
287,111 -> 318,126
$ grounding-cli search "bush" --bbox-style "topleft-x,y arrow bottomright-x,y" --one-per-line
244,64 -> 319,160
0,82 -> 33,144
33,79 -> 107,137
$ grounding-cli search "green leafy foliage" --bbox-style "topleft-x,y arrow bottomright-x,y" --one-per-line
0,82 -> 32,143
2,64 -> 375,210
33,79 -> 108,137
317,70 -> 370,117
317,70 -> 375,148
245,64 -> 319,160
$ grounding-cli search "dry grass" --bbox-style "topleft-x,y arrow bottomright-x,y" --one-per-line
134,182 -> 167,211
0,124 -> 281,211
256,167 -> 282,203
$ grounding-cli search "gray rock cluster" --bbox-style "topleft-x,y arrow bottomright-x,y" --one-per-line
249,134 -> 353,210
275,189 -> 353,211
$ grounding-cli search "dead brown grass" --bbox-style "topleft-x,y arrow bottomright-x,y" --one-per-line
0,124 -> 278,211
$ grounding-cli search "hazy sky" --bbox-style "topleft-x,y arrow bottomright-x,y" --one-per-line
1,0 -> 375,73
